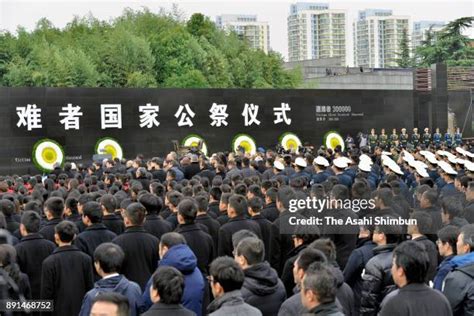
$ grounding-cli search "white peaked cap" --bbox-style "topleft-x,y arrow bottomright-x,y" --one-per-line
358,160 -> 372,172
359,154 -> 373,164
313,156 -> 329,167
295,157 -> 307,168
382,151 -> 392,156
465,160 -> 474,172
415,165 -> 429,178
425,155 -> 438,165
273,160 -> 284,171
333,157 -> 349,169
438,161 -> 457,175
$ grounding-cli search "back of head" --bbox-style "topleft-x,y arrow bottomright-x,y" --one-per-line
376,220 -> 403,244
45,197 -> 65,219
0,200 -> 15,217
21,211 -> 41,234
138,193 -> 163,215
374,188 -> 393,207
160,232 -> 187,249
55,220 -> 77,243
100,194 -> 117,214
195,194 -> 209,212
210,256 -> 245,293
94,243 -> 125,274
248,196 -> 263,213
228,194 -> 247,216
393,240 -> 429,284
83,201 -> 103,224
124,203 -> 146,226
441,196 -> 463,219
232,229 -> 258,249
91,292 -> 129,316
437,225 -> 460,255
409,211 -> 433,235
460,224 -> 474,253
235,237 -> 265,265
277,186 -> 297,210
177,198 -> 198,224
296,248 -> 327,272
151,266 -> 185,304
302,262 -> 337,304
330,184 -> 349,201
309,238 -> 337,263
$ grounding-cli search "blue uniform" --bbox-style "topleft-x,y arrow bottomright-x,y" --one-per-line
311,171 -> 329,185
433,133 -> 441,147
444,133 -> 453,147
336,173 -> 353,188
454,132 -> 462,146
440,182 -> 459,199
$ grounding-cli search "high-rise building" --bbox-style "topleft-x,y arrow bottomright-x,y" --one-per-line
353,9 -> 410,68
216,14 -> 270,53
412,21 -> 445,50
287,2 -> 346,63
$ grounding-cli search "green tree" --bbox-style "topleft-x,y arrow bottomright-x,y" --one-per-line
396,28 -> 412,68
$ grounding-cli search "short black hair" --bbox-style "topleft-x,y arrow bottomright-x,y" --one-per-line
276,186 -> 296,210
441,196 -> 463,219
374,188 -> 393,207
422,189 -> 438,206
460,224 -> 474,252
195,194 -> 209,212
209,187 -> 222,201
177,198 -> 198,224
45,197 -> 64,219
21,211 -> 41,233
100,194 -> 117,214
229,194 -> 248,216
209,256 -> 245,293
94,243 -> 125,273
55,220 -> 77,243
248,197 -> 263,213
220,192 -> 232,204
138,193 -> 163,215
265,188 -> 278,203
91,292 -> 129,316
410,211 -> 432,235
0,200 -> 15,217
232,229 -> 258,249
330,184 -> 349,200
375,219 -> 403,244
235,237 -> 264,265
83,201 -> 103,224
65,197 -> 79,215
309,238 -> 337,262
437,225 -> 460,255
166,191 -> 183,208
124,203 -> 146,225
152,266 -> 184,304
296,248 -> 327,272
393,240 -> 429,284
303,262 -> 337,304
160,232 -> 187,248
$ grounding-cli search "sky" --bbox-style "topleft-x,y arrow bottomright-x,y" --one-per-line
1,0 -> 473,64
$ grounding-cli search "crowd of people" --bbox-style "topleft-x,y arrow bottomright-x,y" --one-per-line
0,138 -> 473,316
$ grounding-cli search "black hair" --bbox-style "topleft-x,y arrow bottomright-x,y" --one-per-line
375,219 -> 403,244
195,194 -> 209,212
124,203 -> 146,226
55,220 -> 77,243
151,266 -> 185,304
138,193 -> 163,215
44,197 -> 64,219
265,187 -> 278,203
248,196 -> 263,213
296,248 -> 327,272
374,188 -> 393,207
160,232 -> 187,248
393,240 -> 430,284
441,196 -> 463,219
209,256 -> 245,292
229,194 -> 248,216
330,184 -> 349,200
94,243 -> 125,273
235,237 -> 264,265
303,262 -> 337,304
91,292 -> 129,316
166,191 -> 183,208
276,186 -> 296,210
309,238 -> 337,262
177,198 -> 198,224
100,194 -> 117,214
20,210 -> 41,233
422,189 -> 438,206
410,211 -> 432,235
83,201 -> 103,223
0,200 -> 15,217
437,225 -> 460,255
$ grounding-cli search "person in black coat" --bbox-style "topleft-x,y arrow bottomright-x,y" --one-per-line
139,193 -> 172,240
184,155 -> 201,180
235,237 -> 286,316
0,243 -> 31,304
261,188 -> 279,222
143,266 -> 196,316
112,202 -> 159,290
248,197 -> 272,261
15,211 -> 56,299
150,157 -> 167,182
0,200 -> 20,234
175,198 -> 215,275
195,195 -> 220,251
135,167 -> 151,192
165,191 -> 183,230
100,194 -> 125,235
217,195 -> 262,257
39,197 -> 64,242
74,202 -> 117,270
41,221 -> 94,316
379,241 -> 452,316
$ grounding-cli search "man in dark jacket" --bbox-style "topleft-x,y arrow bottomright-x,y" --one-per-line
261,188 -> 279,222
443,224 -> 474,316
301,262 -> 344,316
407,211 -> 438,282
433,225 -> 460,290
0,200 -> 19,234
418,189 -> 443,235
175,198 -> 214,276
207,257 -> 262,316
139,193 -> 172,240
184,155 -> 201,180
218,194 -> 262,257
248,197 -> 272,261
234,237 -> 286,315
100,194 -> 125,235
41,221 -> 94,316
39,197 -> 64,242
75,201 -> 117,261
79,243 -> 142,316
379,241 -> 452,316
142,233 -> 204,316
195,194 -> 220,250
442,196 -> 469,228
143,266 -> 196,316
15,211 -> 56,299
208,187 -> 222,218
112,202 -> 159,290
463,182 -> 474,223
360,222 -> 401,316
343,225 -> 376,314
135,167 -> 150,192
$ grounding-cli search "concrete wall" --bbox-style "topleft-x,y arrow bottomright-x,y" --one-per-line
309,71 -> 414,90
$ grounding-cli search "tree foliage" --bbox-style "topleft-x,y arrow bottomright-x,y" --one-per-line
396,28 -> 412,68
0,9 -> 301,88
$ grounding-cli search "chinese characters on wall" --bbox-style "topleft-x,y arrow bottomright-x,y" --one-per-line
16,102 -> 293,131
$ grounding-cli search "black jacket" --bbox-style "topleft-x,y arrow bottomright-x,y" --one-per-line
304,302 -> 344,316
261,202 -> 279,222
112,226 -> 159,290
196,213 -> 220,250
144,214 -> 173,240
412,235 -> 438,282
5,215 -> 20,234
142,302 -> 196,316
184,163 -> 201,180
281,244 -> 307,296
175,223 -> 215,275
330,264 -> 356,316
41,245 -> 94,316
103,213 -> 125,235
418,205 -> 443,234
241,262 -> 286,316
218,216 -> 262,257
360,244 -> 397,316
39,218 -> 62,242
74,223 -> 117,258
14,233 -> 56,299
251,214 -> 272,261
379,283 -> 452,316
463,200 -> 474,223
208,201 -> 220,218
443,260 -> 474,316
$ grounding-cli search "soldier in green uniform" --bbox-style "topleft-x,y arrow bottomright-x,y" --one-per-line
400,128 -> 408,148
411,127 -> 420,148
368,128 -> 378,152
379,128 -> 388,149
422,127 -> 431,147
389,128 -> 399,148
433,128 -> 442,148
